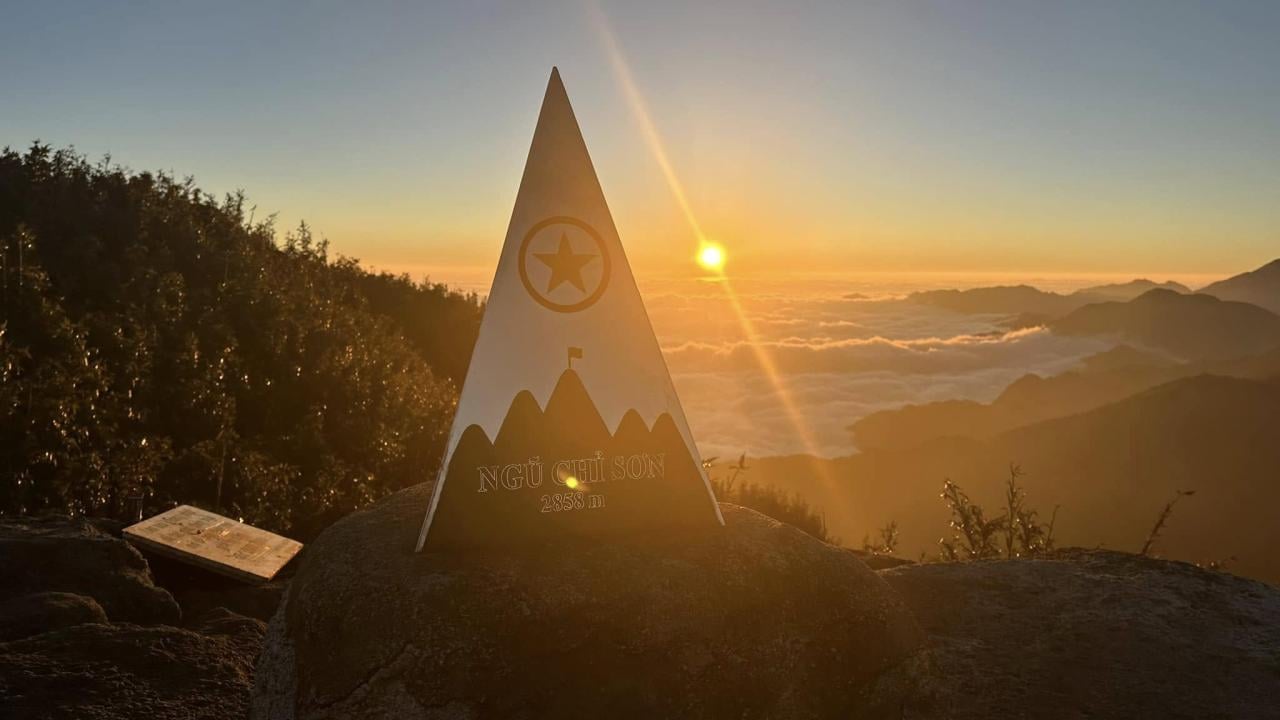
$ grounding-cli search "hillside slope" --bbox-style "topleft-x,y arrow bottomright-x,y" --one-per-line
849,342 -> 1280,451
850,345 -> 1186,450
753,374 -> 1280,583
1198,258 -> 1280,314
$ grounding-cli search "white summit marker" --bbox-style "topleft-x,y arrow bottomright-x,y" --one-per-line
416,68 -> 723,551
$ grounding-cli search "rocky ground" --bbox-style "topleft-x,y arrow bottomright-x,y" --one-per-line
0,517 -> 282,720
887,550 -> 1280,718
3,494 -> 1279,719
252,484 -> 924,720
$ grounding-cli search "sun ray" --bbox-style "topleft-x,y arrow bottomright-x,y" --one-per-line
587,3 -> 836,492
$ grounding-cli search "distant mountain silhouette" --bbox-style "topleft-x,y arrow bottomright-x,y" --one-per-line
423,369 -> 719,549
1215,344 -> 1280,379
1051,288 -> 1280,361
754,373 -> 1280,583
1198,259 -> 1280,314
850,345 -> 1185,450
909,279 -> 1188,318
908,285 -> 1080,316
1074,278 -> 1191,300
852,339 -> 1280,452
1074,343 -> 1176,372
996,311 -> 1056,331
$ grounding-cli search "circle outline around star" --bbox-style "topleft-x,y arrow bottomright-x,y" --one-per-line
517,216 -> 611,313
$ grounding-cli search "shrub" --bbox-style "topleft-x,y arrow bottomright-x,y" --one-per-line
862,521 -> 900,556
705,454 -> 837,544
938,465 -> 1056,561
1141,489 -> 1195,557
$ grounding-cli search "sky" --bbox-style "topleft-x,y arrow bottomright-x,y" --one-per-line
2,0 -> 1278,284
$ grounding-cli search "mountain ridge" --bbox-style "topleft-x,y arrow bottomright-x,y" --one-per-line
849,345 -> 1188,451
1197,258 -> 1280,314
908,278 -> 1190,317
1050,288 -> 1280,360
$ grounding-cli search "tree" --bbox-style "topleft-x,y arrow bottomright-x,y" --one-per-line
0,144 -> 482,537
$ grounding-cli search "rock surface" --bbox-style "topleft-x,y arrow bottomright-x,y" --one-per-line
252,482 -> 926,720
12,502 -> 1280,718
0,592 -> 108,642
884,550 -> 1280,719
0,515 -> 267,719
0,517 -> 180,625
0,616 -> 265,720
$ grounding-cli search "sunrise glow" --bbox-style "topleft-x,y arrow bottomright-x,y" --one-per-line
697,243 -> 726,273
7,5 -> 1280,707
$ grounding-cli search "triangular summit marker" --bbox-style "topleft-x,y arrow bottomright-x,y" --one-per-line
417,68 -> 724,551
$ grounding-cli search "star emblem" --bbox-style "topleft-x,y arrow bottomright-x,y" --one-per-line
534,233 -> 598,293
518,217 -> 611,313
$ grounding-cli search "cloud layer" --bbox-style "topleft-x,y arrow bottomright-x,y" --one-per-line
641,277 -> 1110,458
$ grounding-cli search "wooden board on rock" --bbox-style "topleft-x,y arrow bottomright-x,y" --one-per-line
124,505 -> 302,583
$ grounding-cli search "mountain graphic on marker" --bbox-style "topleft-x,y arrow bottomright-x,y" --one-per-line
416,68 -> 722,550
422,367 -> 717,550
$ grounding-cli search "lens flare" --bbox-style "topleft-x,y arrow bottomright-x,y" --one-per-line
565,476 -> 580,490
698,243 -> 726,272
589,1 -> 836,495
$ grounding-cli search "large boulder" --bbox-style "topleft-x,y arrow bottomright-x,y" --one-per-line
0,613 -> 265,720
0,515 -> 269,719
0,592 -> 108,642
884,550 -> 1280,718
252,483 -> 925,719
0,517 -> 180,625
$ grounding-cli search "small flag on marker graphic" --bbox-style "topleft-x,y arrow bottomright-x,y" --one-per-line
568,346 -> 583,368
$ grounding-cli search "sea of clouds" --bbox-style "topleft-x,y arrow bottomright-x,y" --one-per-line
640,275 -> 1112,459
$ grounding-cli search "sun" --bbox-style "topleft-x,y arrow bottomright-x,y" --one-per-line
697,243 -> 726,272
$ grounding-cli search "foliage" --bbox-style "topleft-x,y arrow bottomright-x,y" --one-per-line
938,479 -> 1004,560
705,454 -> 837,544
861,521 -> 899,556
938,465 -> 1056,561
1002,465 -> 1057,558
0,144 -> 482,537
1141,489 -> 1195,557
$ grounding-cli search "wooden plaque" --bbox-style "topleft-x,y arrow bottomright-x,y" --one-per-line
124,505 -> 302,583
